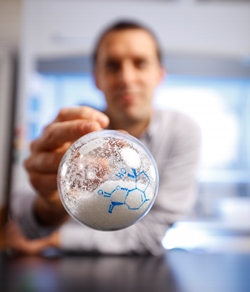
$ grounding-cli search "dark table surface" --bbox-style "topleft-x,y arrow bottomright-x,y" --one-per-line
1,249 -> 250,292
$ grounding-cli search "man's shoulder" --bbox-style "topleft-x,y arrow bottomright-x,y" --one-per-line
153,109 -> 201,145
154,109 -> 201,150
155,108 -> 199,129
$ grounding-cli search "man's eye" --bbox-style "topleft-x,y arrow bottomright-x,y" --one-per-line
135,59 -> 148,68
105,61 -> 119,72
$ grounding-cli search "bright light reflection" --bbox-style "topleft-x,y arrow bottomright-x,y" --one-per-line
162,227 -> 213,251
155,86 -> 239,168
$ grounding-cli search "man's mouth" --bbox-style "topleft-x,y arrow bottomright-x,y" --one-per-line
117,91 -> 139,105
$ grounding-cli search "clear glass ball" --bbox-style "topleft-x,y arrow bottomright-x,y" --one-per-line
57,130 -> 159,231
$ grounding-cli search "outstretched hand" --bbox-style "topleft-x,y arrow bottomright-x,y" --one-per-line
6,220 -> 60,256
24,106 -> 109,227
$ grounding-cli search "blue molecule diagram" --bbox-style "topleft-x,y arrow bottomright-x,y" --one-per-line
98,168 -> 151,213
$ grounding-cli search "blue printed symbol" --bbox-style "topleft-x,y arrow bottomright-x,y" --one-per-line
98,168 -> 150,213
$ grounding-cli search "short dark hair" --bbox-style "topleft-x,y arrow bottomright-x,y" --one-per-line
92,20 -> 163,68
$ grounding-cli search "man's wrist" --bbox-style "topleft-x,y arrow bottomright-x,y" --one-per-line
48,231 -> 60,248
34,196 -> 69,227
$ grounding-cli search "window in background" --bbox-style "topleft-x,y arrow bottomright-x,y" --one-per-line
155,75 -> 249,171
155,75 -> 250,218
27,73 -> 106,141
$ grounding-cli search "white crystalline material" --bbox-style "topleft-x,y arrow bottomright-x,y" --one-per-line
69,180 -> 154,230
120,147 -> 141,169
86,170 -> 96,180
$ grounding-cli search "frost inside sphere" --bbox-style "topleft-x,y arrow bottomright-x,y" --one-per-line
57,130 -> 159,231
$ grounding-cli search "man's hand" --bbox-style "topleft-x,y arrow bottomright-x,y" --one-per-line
24,106 -> 109,227
6,221 -> 60,256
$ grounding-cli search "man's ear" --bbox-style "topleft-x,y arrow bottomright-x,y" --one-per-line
158,67 -> 166,85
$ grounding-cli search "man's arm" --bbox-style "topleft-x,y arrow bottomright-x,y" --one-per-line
23,106 -> 110,227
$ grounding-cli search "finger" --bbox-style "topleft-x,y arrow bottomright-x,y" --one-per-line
24,151 -> 65,173
28,172 -> 58,193
117,129 -> 128,134
31,119 -> 103,151
37,190 -> 62,206
55,106 -> 109,128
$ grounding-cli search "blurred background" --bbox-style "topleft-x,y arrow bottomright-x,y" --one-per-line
0,0 -> 250,253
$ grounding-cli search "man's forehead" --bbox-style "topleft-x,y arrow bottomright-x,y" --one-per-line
97,29 -> 158,59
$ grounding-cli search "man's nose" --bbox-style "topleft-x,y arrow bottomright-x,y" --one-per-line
117,62 -> 136,86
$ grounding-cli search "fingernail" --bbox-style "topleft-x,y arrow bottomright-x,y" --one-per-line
98,115 -> 109,125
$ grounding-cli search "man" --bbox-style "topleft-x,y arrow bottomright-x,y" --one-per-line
10,20 -> 200,255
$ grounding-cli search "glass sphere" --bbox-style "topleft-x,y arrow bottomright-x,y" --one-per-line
57,130 -> 159,231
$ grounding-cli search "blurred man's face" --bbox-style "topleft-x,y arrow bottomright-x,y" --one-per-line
94,29 -> 165,125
